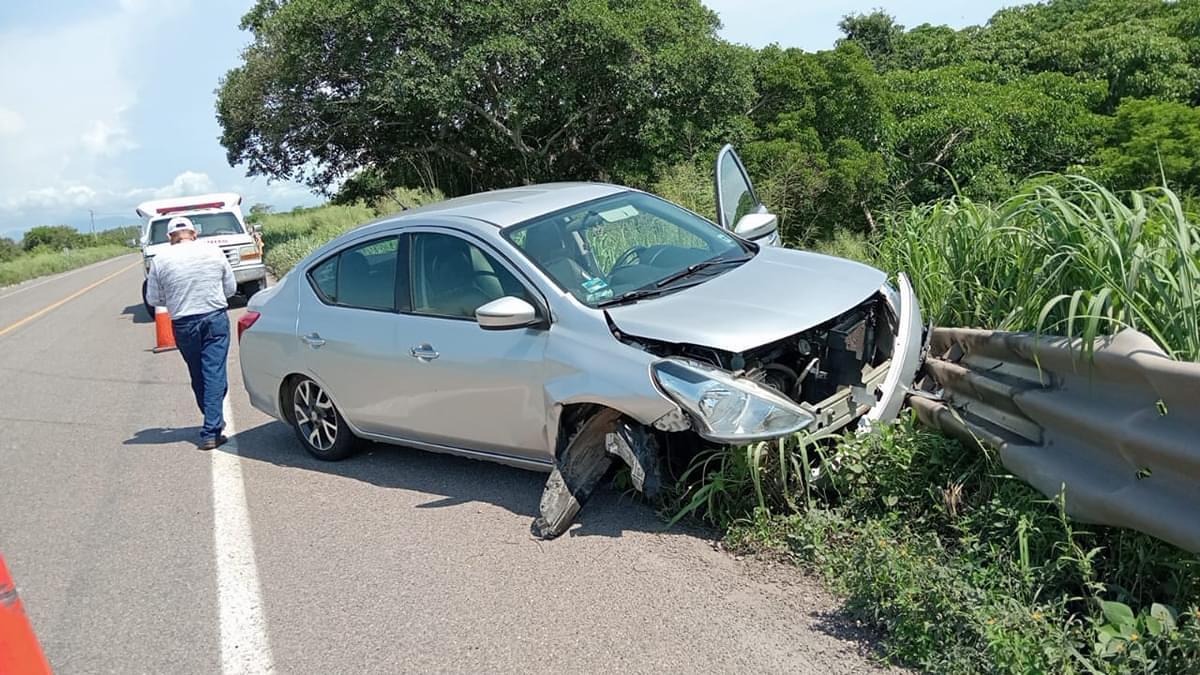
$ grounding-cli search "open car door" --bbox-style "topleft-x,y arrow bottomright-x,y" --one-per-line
713,144 -> 781,246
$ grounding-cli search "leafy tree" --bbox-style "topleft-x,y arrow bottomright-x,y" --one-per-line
22,225 -> 81,252
742,44 -> 892,234
885,66 -> 1106,203
215,0 -> 1200,239
245,203 -> 274,225
1094,98 -> 1200,190
970,0 -> 1200,109
217,0 -> 755,199
836,11 -> 902,67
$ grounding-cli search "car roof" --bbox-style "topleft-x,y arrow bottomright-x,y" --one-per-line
388,182 -> 628,228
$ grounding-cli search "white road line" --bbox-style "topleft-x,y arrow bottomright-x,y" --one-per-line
212,395 -> 275,674
0,253 -> 136,301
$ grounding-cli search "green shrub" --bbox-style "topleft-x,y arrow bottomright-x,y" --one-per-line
0,237 -> 21,263
0,245 -> 129,287
22,225 -> 82,252
648,161 -> 716,222
720,418 -> 1200,673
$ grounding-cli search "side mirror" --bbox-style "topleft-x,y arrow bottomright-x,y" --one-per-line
476,296 -> 540,330
733,212 -> 779,244
127,238 -> 138,247
252,224 -> 263,233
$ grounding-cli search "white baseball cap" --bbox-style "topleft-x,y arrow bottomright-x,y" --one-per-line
166,216 -> 196,234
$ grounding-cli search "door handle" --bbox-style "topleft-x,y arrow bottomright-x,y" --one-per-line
409,344 -> 439,361
302,333 -> 326,348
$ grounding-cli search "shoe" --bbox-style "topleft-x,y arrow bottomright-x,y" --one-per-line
199,435 -> 228,451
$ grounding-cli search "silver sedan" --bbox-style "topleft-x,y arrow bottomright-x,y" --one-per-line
237,147 -> 924,537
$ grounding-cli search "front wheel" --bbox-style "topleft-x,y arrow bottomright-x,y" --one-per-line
289,377 -> 357,460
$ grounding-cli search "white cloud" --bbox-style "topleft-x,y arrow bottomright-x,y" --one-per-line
0,1 -> 186,213
147,171 -> 216,199
0,107 -> 24,136
81,117 -> 138,156
2,171 -> 213,215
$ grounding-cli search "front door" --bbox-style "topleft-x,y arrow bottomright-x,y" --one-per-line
714,144 -> 780,246
382,230 -> 551,462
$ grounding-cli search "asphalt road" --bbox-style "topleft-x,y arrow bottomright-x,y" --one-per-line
0,254 -> 893,674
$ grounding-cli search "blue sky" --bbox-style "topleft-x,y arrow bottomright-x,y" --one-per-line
0,0 -> 1016,239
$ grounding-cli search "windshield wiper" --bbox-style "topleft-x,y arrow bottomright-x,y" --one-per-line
595,287 -> 672,308
653,254 -> 753,288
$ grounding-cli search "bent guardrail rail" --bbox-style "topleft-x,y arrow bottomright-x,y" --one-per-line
910,327 -> 1200,553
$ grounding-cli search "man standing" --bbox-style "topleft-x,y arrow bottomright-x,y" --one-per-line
146,216 -> 237,450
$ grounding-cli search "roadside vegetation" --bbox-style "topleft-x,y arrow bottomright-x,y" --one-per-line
220,0 -> 1200,671
254,187 -> 443,276
0,225 -> 137,288
718,420 -> 1200,674
660,175 -> 1200,672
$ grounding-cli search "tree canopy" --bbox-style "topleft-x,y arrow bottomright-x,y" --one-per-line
219,0 -> 754,196
218,0 -> 1200,235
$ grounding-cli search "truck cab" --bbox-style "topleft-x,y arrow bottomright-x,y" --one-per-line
135,192 -> 267,314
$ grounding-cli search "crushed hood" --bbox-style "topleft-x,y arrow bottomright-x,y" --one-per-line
605,246 -> 887,353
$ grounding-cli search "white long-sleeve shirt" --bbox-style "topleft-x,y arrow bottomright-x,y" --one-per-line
145,240 -> 237,318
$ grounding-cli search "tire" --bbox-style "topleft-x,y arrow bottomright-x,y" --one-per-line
289,377 -> 357,460
141,279 -> 153,316
239,278 -> 266,299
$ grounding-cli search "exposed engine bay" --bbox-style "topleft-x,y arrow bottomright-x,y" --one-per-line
613,292 -> 898,432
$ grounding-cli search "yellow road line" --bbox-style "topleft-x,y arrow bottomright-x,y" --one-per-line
0,261 -> 141,338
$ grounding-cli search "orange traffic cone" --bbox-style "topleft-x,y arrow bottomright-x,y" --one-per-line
0,554 -> 53,675
153,306 -> 176,353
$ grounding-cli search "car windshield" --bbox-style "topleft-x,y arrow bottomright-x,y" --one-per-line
147,212 -> 244,245
504,192 -> 750,307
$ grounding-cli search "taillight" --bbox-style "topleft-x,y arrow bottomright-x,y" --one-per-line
237,311 -> 260,342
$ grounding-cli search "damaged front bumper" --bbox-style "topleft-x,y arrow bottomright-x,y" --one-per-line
532,274 -> 925,539
652,272 -> 925,441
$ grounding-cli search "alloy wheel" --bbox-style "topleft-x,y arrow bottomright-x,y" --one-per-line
293,379 -> 337,451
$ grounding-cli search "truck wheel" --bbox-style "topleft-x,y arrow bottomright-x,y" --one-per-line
141,280 -> 153,317
239,278 -> 266,299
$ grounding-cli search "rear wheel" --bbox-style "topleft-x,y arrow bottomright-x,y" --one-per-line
289,377 -> 357,460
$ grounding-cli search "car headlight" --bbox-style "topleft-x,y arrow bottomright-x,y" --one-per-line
651,358 -> 815,442
238,244 -> 261,260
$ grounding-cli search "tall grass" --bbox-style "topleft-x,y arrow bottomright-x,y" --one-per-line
875,175 -> 1200,360
0,245 -> 130,288
259,187 -> 443,275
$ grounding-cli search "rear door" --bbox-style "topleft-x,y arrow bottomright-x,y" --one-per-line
295,235 -> 405,435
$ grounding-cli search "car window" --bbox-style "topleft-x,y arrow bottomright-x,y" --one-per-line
410,232 -> 531,318
310,256 -> 338,302
148,212 -> 244,244
586,214 -> 707,274
505,192 -> 747,307
308,236 -> 403,311
717,151 -> 758,229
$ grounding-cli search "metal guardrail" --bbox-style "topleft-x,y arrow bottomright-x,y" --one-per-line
910,327 -> 1200,553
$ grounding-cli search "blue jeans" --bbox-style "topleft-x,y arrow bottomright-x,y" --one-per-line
173,309 -> 230,440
